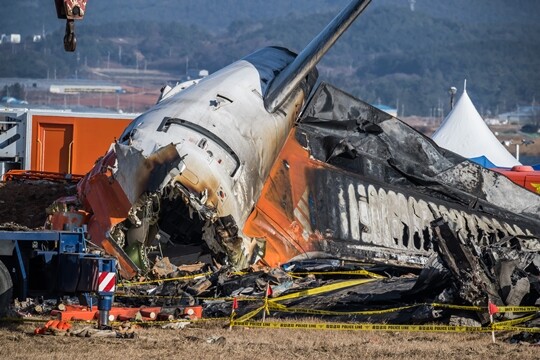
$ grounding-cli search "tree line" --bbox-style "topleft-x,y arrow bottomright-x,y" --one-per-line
1,2 -> 538,116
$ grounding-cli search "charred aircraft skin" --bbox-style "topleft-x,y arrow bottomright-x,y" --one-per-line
49,0 -> 539,280
244,83 -> 540,267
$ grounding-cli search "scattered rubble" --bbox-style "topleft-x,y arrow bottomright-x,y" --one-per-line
508,331 -> 540,345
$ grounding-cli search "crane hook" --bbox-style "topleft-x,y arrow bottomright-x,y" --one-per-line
63,19 -> 77,52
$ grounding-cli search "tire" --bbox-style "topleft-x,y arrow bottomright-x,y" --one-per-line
0,259 -> 13,318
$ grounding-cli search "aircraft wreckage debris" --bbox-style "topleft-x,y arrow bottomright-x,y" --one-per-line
2,97 -> 539,339
1,0 -> 539,341
10,251 -> 538,334
1,87 -> 539,335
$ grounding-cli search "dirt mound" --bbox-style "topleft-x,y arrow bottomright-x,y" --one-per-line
0,180 -> 77,229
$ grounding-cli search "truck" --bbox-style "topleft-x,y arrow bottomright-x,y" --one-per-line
0,230 -> 117,328
0,109 -> 133,326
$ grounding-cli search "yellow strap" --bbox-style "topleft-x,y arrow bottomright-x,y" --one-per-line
267,302 -> 419,316
271,278 -> 377,302
235,306 -> 266,322
497,306 -> 540,313
492,313 -> 538,328
117,271 -> 212,287
431,303 -> 483,311
289,270 -> 385,279
497,326 -> 540,333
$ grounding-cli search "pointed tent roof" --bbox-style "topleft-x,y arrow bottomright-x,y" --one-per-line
432,83 -> 520,168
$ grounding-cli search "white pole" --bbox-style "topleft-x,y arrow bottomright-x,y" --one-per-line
490,314 -> 495,343
262,283 -> 270,323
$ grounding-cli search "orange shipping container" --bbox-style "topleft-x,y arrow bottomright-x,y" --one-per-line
28,112 -> 134,175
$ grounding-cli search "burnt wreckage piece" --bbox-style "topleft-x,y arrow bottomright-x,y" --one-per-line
202,82 -> 540,322
285,83 -> 539,264
431,219 -> 540,320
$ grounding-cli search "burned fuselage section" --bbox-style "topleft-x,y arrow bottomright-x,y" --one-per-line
244,83 -> 540,268
55,79 -> 540,280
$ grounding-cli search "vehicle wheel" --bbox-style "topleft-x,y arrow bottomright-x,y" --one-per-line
0,259 -> 13,318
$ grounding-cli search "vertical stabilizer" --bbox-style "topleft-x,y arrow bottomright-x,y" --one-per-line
264,0 -> 372,113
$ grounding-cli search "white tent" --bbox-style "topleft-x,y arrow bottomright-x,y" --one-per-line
432,82 -> 520,168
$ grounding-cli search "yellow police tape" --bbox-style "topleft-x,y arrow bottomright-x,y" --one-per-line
497,326 -> 540,333
107,276 -> 402,325
114,293 -> 261,302
265,302 -> 536,316
109,268 -> 540,333
267,302 -> 420,316
231,293 -> 540,333
117,271 -> 213,288
430,303 -> 483,311
115,278 -> 379,302
231,321 -> 493,332
117,268 -> 385,289
497,306 -> 540,313
3,315 -> 538,334
115,285 -> 539,319
235,306 -> 267,322
235,279 -> 377,322
112,290 -> 540,317
231,318 -> 540,333
237,301 -> 538,327
231,269 -> 383,278
492,313 -> 538,328
288,270 -> 385,279
270,278 -> 378,302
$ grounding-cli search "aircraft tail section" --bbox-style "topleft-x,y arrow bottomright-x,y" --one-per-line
264,0 -> 372,113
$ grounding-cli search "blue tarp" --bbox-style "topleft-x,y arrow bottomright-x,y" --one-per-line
470,155 -> 497,169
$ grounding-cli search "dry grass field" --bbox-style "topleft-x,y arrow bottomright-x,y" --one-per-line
0,320 -> 538,360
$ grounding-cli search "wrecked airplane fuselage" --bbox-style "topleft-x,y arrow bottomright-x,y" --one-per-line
48,0 -> 539,281
244,83 -> 540,268
49,0 -> 372,279
73,48 -> 317,278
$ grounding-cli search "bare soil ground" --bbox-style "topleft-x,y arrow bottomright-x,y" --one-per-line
0,320 -> 538,360
0,180 -> 76,229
